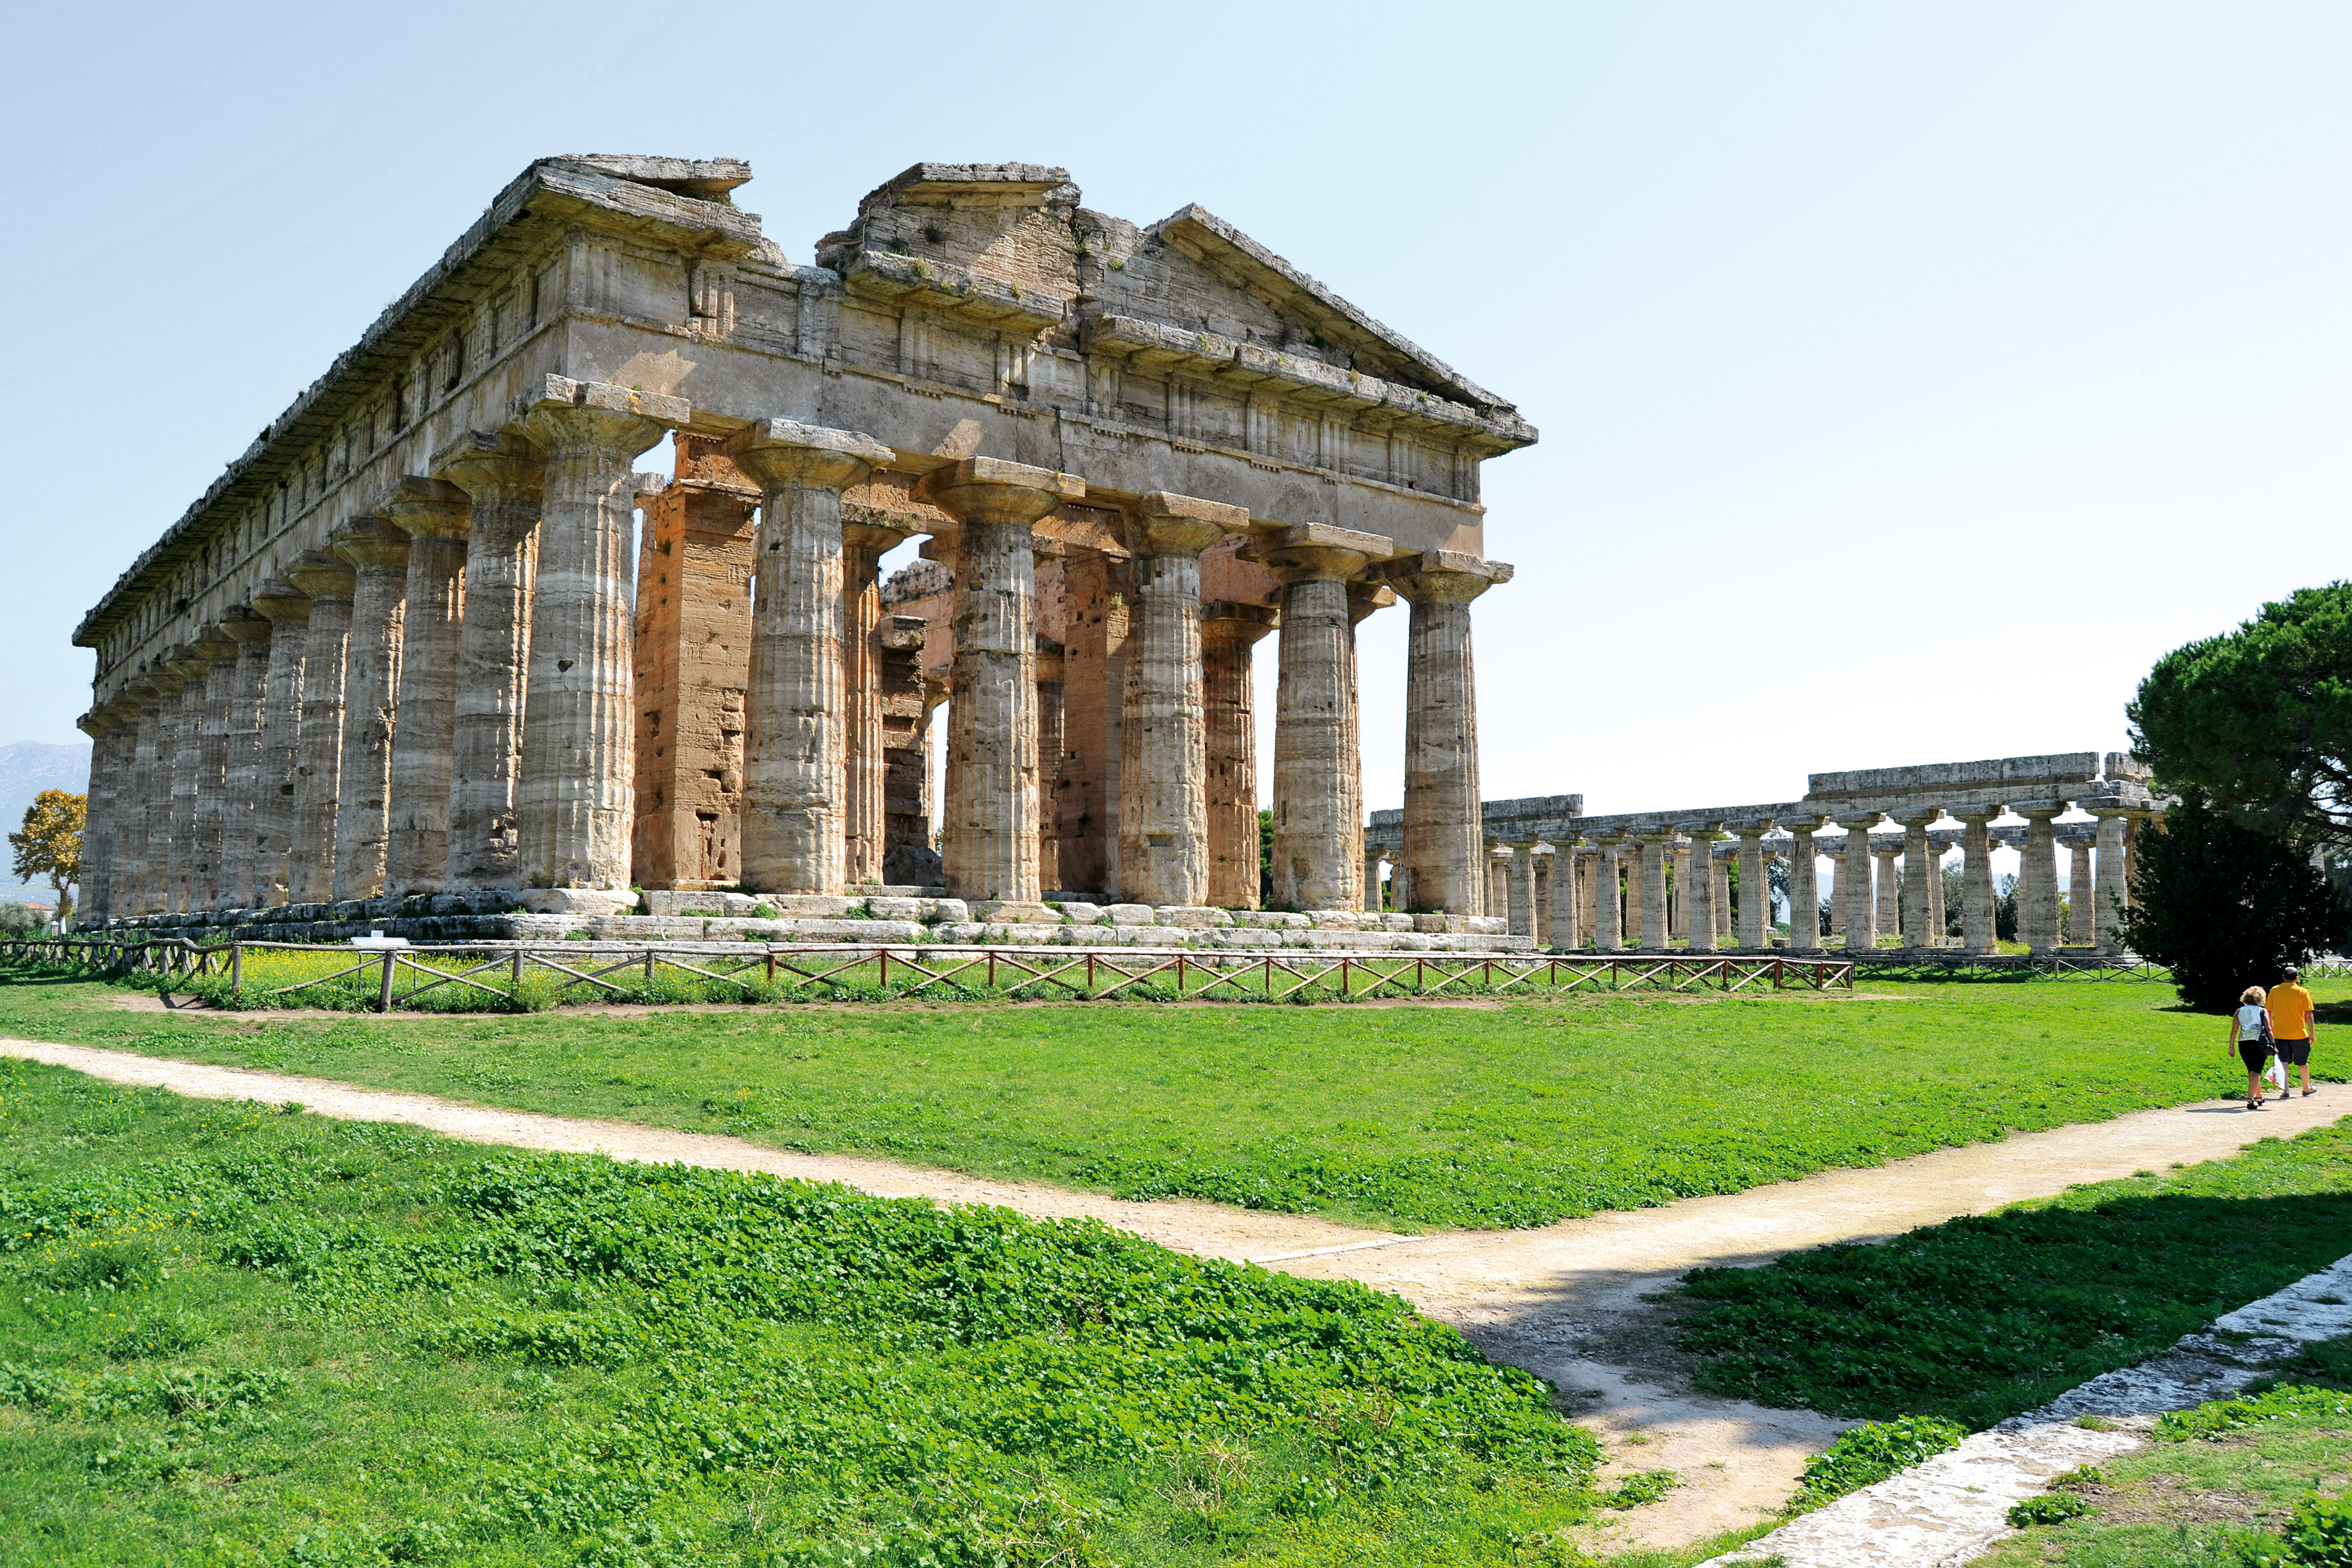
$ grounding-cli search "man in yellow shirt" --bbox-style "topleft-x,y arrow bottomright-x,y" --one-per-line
2269,966 -> 2319,1097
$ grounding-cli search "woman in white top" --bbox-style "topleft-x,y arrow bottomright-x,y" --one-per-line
2231,985 -> 2275,1111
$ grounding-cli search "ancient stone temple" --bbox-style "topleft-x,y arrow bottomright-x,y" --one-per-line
70,156 -> 1530,942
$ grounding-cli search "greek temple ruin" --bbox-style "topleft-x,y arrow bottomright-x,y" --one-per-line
68,155 -> 1530,949
1365,752 -> 2163,957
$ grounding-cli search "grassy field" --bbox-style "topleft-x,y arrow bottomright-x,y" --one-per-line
1673,1117 -> 2352,1429
0,965 -> 2326,1232
0,1060 -> 1622,1567
1978,1340 -> 2352,1566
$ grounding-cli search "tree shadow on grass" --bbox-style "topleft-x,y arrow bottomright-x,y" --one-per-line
1668,1182 -> 2352,1430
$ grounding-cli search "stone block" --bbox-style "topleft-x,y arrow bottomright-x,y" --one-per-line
782,919 -> 927,942
1231,910 -> 1310,929
865,898 -> 927,921
921,899 -> 970,924
521,889 -> 641,916
1208,927 -> 1283,948
933,922 -> 986,942
984,923 -> 1065,944
1154,905 -> 1233,927
1377,914 -> 1415,932
1105,903 -> 1157,925
1126,926 -> 1192,946
975,900 -> 1061,925
1303,910 -> 1366,930
1464,916 -> 1509,936
765,894 -> 861,918
1055,901 -> 1109,925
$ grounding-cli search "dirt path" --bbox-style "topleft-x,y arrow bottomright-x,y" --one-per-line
3,1035 -> 2335,1551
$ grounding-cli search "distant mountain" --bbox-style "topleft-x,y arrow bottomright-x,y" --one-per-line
0,741 -> 90,904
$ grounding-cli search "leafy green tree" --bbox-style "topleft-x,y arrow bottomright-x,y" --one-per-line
1258,807 -> 1275,908
2129,582 -> 2352,846
2122,795 -> 2351,1011
9,789 -> 82,926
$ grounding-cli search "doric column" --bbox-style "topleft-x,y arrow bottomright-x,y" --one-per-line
285,550 -> 357,904
216,608 -> 273,908
1202,602 -> 1276,910
2015,802 -> 2064,955
2064,828 -> 2095,946
435,431 -> 543,892
1532,847 -> 1554,944
511,379 -> 687,900
1682,827 -> 1721,950
247,579 -> 310,906
1951,806 -> 1999,955
124,674 -> 173,916
1634,832 -> 1670,948
1374,550 -> 1511,916
1895,812 -> 1936,948
724,420 -> 895,897
1825,835 -> 1849,942
1592,838 -> 1623,948
1734,825 -> 1770,948
380,478 -> 471,897
1505,845 -> 1534,937
328,518 -> 410,902
1842,816 -> 1880,949
190,628 -> 241,911
1116,494 -> 1248,907
1251,524 -> 1386,912
95,701 -> 140,920
2093,811 -> 2130,950
1550,843 -> 1584,949
1711,842 -> 1732,941
1872,837 -> 1901,946
844,516 -> 915,888
164,644 -> 212,913
75,708 -> 117,922
1037,641 -> 1066,892
913,456 -> 1085,905
1787,818 -> 1824,951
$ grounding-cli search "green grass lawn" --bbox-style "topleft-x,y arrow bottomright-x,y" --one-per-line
0,1060 -> 1616,1567
0,965 -> 2323,1232
1673,1117 -> 2352,1429
1976,1340 -> 2352,1566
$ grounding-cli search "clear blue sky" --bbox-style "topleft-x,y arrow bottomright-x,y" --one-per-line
8,2 -> 2347,822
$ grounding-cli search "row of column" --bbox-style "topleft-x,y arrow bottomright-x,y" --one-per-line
1380,803 -> 2147,957
83,402 -> 1513,922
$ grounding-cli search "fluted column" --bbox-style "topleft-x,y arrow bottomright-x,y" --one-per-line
75,709 -> 115,922
1873,840 -> 1900,946
914,456 -> 1086,904
435,432 -> 542,892
1532,848 -> 1554,944
189,629 -> 240,911
1788,819 -> 1823,951
1117,494 -> 1247,907
2016,803 -> 2063,955
1635,832 -> 1670,948
1953,807 -> 1998,955
2093,812 -> 2129,950
380,478 -> 471,896
511,379 -> 686,899
721,420 -> 895,897
1486,846 -> 1510,919
843,517 -> 914,889
1551,843 -> 1583,949
329,518 -> 409,902
2065,831 -> 2095,946
164,645 -> 212,913
216,608 -> 272,908
1895,812 -> 1935,948
1505,845 -> 1533,937
285,551 -> 357,903
1684,829 -> 1720,950
1376,550 -> 1511,915
1258,524 -> 1388,911
1711,842 -> 1732,939
1593,838 -> 1623,948
1928,831 -> 1953,940
1201,602 -> 1276,911
1734,827 -> 1769,948
94,703 -> 139,920
1842,816 -> 1880,949
247,580 -> 310,906
122,677 -> 169,916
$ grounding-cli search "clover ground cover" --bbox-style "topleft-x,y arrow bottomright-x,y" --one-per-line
0,1059 -> 1612,1566
0,969 -> 2298,1232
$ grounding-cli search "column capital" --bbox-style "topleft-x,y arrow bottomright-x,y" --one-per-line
192,626 -> 240,666
914,456 -> 1084,526
510,375 -> 688,459
726,418 -> 895,495
285,550 -> 357,604
330,515 -> 411,576
1128,492 -> 1249,557
217,605 -> 272,647
435,430 -> 547,505
2011,799 -> 2069,821
249,578 -> 312,626
378,476 -> 473,541
1890,808 -> 1943,829
1373,549 -> 1514,604
1243,522 -> 1393,584
845,518 -> 915,557
141,654 -> 191,696
1201,601 -> 1279,644
1944,802 -> 2001,824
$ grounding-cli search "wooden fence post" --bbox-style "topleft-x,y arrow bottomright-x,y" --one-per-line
378,949 -> 396,1013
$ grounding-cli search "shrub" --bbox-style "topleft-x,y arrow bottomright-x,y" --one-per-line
2007,1492 -> 2090,1527
2243,1493 -> 2352,1567
1784,1416 -> 1966,1513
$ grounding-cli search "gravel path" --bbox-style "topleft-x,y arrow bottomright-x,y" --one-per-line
3,1034 -> 2334,1551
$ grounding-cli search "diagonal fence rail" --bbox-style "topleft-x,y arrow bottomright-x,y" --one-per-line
0,939 -> 1859,1010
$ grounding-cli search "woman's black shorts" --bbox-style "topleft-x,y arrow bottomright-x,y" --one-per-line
2240,1042 -> 2276,1073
